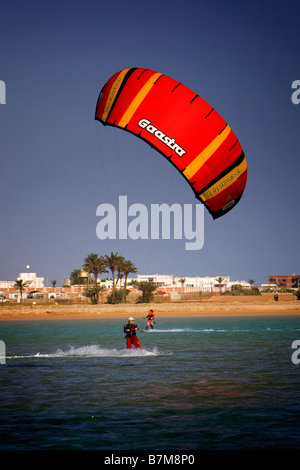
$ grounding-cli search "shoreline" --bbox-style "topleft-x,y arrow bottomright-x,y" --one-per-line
0,298 -> 299,321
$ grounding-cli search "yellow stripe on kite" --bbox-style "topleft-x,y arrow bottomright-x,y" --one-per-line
117,72 -> 163,128
200,157 -> 247,202
101,68 -> 131,123
183,125 -> 232,180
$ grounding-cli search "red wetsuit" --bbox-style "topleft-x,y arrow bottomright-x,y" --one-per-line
146,313 -> 155,329
124,322 -> 142,349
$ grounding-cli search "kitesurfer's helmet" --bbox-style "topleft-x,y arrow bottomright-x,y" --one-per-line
128,317 -> 135,321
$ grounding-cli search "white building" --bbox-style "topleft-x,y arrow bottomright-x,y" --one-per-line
0,280 -> 15,289
135,274 -> 230,292
136,274 -> 177,286
227,280 -> 252,289
18,272 -> 44,289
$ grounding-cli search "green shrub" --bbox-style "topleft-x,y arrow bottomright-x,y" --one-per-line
135,281 -> 157,303
222,284 -> 261,296
293,289 -> 300,300
106,289 -> 130,304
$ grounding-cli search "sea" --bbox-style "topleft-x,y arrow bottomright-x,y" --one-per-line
0,315 -> 300,451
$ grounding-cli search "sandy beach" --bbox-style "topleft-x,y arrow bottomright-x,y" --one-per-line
1,294 -> 299,321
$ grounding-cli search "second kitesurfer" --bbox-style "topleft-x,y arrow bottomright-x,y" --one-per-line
144,309 -> 155,330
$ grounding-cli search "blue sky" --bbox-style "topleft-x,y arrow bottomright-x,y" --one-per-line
0,0 -> 299,285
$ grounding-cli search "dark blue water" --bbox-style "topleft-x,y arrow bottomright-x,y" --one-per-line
0,316 -> 300,450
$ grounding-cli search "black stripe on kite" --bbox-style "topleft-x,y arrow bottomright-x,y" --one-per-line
197,151 -> 245,196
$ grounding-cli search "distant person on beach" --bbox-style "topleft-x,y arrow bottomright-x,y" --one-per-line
124,317 -> 142,349
274,293 -> 279,301
144,309 -> 155,330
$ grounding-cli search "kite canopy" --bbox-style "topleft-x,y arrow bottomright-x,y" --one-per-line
95,67 -> 247,219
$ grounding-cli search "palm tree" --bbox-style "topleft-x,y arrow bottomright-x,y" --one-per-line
70,269 -> 89,285
122,260 -> 138,289
84,285 -> 106,305
14,279 -> 27,303
104,252 -> 125,303
83,253 -> 107,287
51,280 -> 57,291
115,255 -> 126,287
70,269 -> 81,285
248,279 -> 255,289
215,277 -> 225,295
179,278 -> 186,292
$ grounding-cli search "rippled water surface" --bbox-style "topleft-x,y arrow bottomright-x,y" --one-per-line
1,316 -> 300,449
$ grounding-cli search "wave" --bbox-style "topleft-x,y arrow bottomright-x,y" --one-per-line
7,345 -> 168,359
147,328 -> 282,333
146,328 -> 226,333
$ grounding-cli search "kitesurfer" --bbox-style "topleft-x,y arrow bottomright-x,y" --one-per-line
124,317 -> 142,349
144,309 -> 155,330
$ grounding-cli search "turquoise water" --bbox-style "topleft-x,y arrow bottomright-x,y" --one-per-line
0,316 -> 300,450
